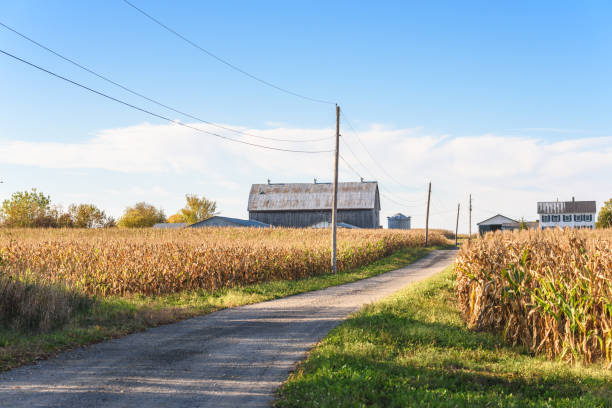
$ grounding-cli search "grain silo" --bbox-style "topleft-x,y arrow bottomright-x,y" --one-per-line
387,213 -> 411,229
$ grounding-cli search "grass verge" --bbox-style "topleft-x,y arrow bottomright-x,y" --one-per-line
275,267 -> 612,408
0,245 -> 447,372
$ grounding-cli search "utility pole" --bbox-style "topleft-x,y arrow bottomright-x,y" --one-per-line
468,194 -> 472,242
455,203 -> 460,246
331,104 -> 340,273
425,181 -> 431,246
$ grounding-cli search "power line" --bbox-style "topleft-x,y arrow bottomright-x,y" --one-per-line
339,154 -> 426,212
122,0 -> 336,105
340,110 -> 423,197
340,137 -> 426,207
0,48 -> 332,154
0,21 -> 331,144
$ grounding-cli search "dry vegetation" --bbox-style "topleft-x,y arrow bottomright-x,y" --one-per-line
1,228 -> 448,297
455,228 -> 612,367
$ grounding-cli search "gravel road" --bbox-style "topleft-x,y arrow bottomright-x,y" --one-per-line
0,249 -> 456,408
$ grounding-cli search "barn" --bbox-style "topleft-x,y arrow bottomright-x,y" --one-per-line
248,181 -> 380,228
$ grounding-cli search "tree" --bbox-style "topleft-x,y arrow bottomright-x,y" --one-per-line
117,202 -> 166,228
0,189 -> 52,227
596,198 -> 612,229
518,218 -> 528,231
67,204 -> 112,228
168,194 -> 217,224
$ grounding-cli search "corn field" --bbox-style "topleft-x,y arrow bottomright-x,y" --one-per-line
0,228 -> 447,297
455,228 -> 612,367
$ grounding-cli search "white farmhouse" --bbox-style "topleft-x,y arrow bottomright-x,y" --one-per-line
537,198 -> 596,229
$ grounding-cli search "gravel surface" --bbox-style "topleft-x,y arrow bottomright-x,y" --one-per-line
0,249 -> 456,408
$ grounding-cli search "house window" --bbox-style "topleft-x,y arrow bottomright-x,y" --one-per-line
574,214 -> 582,222
551,215 -> 560,222
563,215 -> 572,222
542,215 -> 550,222
585,214 -> 592,222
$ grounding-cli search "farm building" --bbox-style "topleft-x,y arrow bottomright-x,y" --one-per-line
248,181 -> 380,228
477,214 -> 519,235
189,216 -> 269,228
152,223 -> 188,229
387,213 -> 411,229
537,198 -> 596,229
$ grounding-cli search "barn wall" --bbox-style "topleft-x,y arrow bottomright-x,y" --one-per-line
249,209 -> 380,228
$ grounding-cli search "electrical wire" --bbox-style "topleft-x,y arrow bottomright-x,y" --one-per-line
122,0 -> 336,105
0,21 -> 331,144
0,48 -> 333,154
340,110 -> 424,199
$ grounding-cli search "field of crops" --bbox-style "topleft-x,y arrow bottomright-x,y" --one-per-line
0,228 -> 448,297
455,228 -> 612,367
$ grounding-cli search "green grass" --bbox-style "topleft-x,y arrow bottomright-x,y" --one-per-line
0,245 -> 445,372
275,267 -> 612,408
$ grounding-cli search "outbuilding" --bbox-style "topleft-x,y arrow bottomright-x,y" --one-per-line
477,214 -> 519,235
248,181 -> 380,228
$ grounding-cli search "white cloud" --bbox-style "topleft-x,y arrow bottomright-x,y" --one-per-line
1,122 -> 610,232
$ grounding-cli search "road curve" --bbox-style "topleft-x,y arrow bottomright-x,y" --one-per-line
0,249 -> 456,408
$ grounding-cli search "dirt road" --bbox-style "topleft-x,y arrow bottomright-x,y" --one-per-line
0,249 -> 456,408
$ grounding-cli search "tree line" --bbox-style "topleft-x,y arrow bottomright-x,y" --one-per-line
0,189 -> 218,228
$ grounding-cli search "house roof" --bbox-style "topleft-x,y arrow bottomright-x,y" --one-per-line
152,223 -> 188,229
477,214 -> 519,226
388,213 -> 410,220
189,216 -> 270,228
537,201 -> 596,214
248,182 -> 380,212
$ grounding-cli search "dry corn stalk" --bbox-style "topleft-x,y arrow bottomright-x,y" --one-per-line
455,228 -> 612,367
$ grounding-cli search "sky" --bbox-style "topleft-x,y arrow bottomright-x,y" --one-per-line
0,0 -> 611,232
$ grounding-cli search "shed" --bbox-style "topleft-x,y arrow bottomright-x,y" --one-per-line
189,216 -> 270,228
152,223 -> 188,229
248,181 -> 380,228
477,214 -> 519,235
387,213 -> 411,230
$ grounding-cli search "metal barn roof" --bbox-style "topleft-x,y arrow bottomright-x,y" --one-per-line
248,182 -> 380,212
309,221 -> 360,229
189,216 -> 270,228
537,200 -> 596,214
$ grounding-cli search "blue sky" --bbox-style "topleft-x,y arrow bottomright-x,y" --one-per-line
0,1 -> 610,231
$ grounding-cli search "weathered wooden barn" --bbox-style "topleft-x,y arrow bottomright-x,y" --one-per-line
248,181 -> 380,228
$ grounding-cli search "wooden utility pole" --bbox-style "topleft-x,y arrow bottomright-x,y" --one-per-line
425,181 -> 431,246
455,203 -> 460,246
468,194 -> 472,242
331,104 -> 340,273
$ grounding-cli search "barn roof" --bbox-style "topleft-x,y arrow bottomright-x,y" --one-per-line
189,216 -> 269,228
537,200 -> 596,214
248,182 -> 380,211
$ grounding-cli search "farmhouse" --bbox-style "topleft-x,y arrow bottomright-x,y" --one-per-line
387,213 -> 411,229
189,216 -> 269,228
537,198 -> 596,229
248,181 -> 380,228
477,214 -> 519,235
